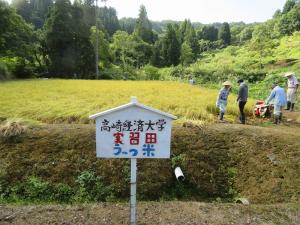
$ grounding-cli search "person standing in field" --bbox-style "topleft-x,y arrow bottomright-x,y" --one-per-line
284,72 -> 298,112
188,76 -> 195,85
266,84 -> 286,124
236,79 -> 248,124
216,81 -> 232,122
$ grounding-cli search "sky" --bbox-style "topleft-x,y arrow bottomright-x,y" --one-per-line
106,0 -> 286,23
4,0 -> 287,23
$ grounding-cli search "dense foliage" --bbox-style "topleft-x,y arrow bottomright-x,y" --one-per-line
0,0 -> 300,86
0,1 -> 36,79
43,0 -> 95,77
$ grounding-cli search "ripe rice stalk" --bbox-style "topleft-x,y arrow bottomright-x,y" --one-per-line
0,120 -> 27,138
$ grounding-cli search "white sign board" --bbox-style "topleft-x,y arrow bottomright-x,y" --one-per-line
90,97 -> 176,159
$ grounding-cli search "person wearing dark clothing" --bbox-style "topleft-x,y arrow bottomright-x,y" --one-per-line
237,79 -> 248,124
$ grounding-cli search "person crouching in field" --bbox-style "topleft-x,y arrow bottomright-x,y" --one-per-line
266,84 -> 286,124
216,81 -> 232,122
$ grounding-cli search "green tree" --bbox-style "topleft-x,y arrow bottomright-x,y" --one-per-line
111,31 -> 135,77
277,13 -> 294,35
239,27 -> 254,42
198,25 -> 218,42
11,0 -> 32,22
81,0 -> 95,27
161,24 -> 181,66
12,0 -> 53,29
0,1 -> 34,57
119,17 -> 136,34
282,0 -> 296,14
99,6 -> 120,37
72,3 -> 95,77
90,26 -> 112,68
179,19 -> 199,58
218,22 -> 231,45
178,19 -> 188,43
198,39 -> 211,53
44,0 -> 94,77
150,40 -> 163,67
273,9 -> 282,18
134,5 -> 154,43
249,24 -> 276,69
31,0 -> 53,28
111,31 -> 152,72
132,36 -> 153,68
0,0 -> 36,78
277,2 -> 300,35
78,1 -> 120,37
230,23 -> 247,43
180,41 -> 193,66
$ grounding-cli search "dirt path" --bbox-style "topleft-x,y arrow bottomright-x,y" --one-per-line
0,202 -> 299,225
284,111 -> 300,123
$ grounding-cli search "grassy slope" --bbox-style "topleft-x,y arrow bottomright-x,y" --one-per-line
189,31 -> 300,99
0,123 -> 299,203
0,80 -> 255,124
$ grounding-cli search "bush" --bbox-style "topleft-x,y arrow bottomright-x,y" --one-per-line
157,67 -> 181,81
100,66 -> 123,80
9,182 -> 26,201
0,179 -> 10,201
24,176 -> 51,201
75,170 -> 110,202
5,177 -> 51,202
0,57 -> 33,79
143,64 -> 160,80
99,66 -> 139,80
169,65 -> 186,78
234,69 -> 267,83
0,61 -> 10,80
52,183 -> 73,203
13,58 -> 34,79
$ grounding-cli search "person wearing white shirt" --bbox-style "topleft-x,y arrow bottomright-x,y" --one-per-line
284,72 -> 299,111
188,77 -> 195,85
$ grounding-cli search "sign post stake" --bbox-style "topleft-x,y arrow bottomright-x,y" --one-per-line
89,96 -> 177,225
130,158 -> 137,225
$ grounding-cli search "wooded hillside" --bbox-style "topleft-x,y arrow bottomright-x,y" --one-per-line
1,0 -> 300,87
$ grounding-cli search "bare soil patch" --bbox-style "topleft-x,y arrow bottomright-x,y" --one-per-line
0,202 -> 299,225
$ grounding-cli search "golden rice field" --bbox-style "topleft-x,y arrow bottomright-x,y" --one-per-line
0,79 -> 255,124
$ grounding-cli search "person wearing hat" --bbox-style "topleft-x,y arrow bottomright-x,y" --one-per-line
216,81 -> 231,122
237,79 -> 248,124
284,72 -> 298,111
266,83 -> 286,124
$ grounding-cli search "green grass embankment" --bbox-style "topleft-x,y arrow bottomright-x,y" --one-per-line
0,123 -> 299,203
